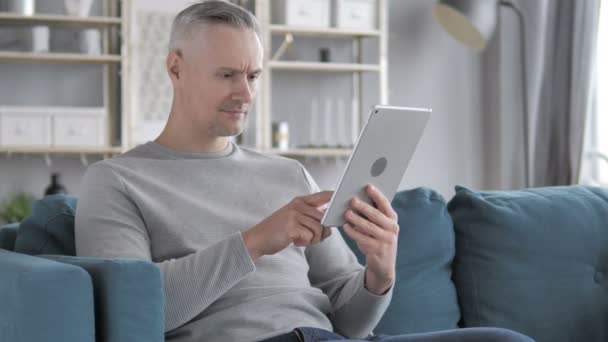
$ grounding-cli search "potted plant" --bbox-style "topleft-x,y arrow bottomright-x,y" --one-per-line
0,192 -> 34,224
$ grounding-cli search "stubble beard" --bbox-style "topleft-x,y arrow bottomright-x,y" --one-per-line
210,112 -> 248,137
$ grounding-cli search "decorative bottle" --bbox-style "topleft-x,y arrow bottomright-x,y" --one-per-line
44,173 -> 68,196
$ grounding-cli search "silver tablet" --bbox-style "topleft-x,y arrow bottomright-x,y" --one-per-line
320,105 -> 431,228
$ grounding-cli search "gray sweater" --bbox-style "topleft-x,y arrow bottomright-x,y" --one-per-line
75,141 -> 392,342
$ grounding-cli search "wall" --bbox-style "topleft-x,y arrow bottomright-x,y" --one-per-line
0,0 -> 485,203
385,0 -> 483,197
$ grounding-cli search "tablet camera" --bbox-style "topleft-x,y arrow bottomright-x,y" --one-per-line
371,157 -> 388,177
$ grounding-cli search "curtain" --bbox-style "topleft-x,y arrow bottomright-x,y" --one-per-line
530,0 -> 601,186
481,0 -> 600,189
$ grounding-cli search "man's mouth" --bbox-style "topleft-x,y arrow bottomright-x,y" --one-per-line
221,110 -> 248,121
221,109 -> 248,115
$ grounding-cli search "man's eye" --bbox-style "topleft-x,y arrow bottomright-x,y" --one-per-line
249,74 -> 259,81
222,73 -> 233,78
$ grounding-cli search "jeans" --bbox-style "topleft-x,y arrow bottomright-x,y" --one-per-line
259,327 -> 535,342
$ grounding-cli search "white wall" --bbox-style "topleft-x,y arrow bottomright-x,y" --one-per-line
0,0 -> 486,202
386,0 -> 484,197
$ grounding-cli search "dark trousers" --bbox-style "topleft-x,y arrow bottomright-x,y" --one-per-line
259,327 -> 535,342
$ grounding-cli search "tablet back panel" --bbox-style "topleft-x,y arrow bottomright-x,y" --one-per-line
321,105 -> 431,227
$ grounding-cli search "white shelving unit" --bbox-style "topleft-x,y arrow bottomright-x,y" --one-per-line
0,0 -> 387,159
0,0 -> 127,157
255,0 -> 388,158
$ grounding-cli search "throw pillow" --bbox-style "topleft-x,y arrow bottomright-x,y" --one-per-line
448,185 -> 608,342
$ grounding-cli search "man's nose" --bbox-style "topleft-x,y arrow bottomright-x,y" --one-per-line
233,77 -> 254,103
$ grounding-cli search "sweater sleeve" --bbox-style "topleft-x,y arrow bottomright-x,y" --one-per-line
299,164 -> 392,338
75,163 -> 256,332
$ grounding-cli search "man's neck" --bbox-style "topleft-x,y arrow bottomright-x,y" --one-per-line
155,125 -> 229,154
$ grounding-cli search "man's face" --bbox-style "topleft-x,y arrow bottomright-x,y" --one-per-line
169,24 -> 263,138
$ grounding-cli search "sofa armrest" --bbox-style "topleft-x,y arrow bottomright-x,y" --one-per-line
0,223 -> 19,250
0,249 -> 95,342
41,255 -> 165,342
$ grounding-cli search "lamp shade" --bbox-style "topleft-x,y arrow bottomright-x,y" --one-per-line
433,0 -> 498,50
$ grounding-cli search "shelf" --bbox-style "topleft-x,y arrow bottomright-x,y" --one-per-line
0,12 -> 121,27
268,61 -> 380,72
268,148 -> 353,157
0,51 -> 121,64
0,146 -> 123,155
269,25 -> 380,38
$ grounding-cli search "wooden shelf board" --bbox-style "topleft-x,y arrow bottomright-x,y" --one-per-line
0,146 -> 123,154
0,51 -> 121,64
269,25 -> 380,37
0,12 -> 121,27
268,61 -> 380,72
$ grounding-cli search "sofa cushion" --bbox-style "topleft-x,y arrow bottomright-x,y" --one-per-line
41,255 -> 165,342
343,187 -> 460,334
0,223 -> 19,250
0,249 -> 95,342
448,185 -> 608,342
14,195 -> 77,255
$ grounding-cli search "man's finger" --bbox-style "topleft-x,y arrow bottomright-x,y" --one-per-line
366,185 -> 397,220
350,197 -> 394,232
344,209 -> 388,239
321,227 -> 332,240
343,223 -> 375,246
302,190 -> 334,206
292,227 -> 314,247
295,201 -> 324,221
296,213 -> 324,244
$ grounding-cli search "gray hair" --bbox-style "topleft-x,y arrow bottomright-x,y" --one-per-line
168,0 -> 260,51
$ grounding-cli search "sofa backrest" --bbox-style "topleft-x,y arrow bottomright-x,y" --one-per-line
13,194 -> 77,255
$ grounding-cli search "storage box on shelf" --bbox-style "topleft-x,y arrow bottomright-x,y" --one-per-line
272,0 -> 331,28
0,106 -> 106,150
51,107 -> 106,148
333,0 -> 377,30
0,107 -> 51,147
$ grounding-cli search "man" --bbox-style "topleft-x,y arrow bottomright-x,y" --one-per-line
75,1 -> 533,342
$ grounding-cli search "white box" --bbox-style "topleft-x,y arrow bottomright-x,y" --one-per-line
334,0 -> 376,30
0,107 -> 52,147
273,0 -> 331,28
52,107 -> 106,147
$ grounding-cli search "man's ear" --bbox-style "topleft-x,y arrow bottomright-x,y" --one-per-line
166,49 -> 183,83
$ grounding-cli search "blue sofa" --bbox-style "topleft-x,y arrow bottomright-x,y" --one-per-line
1,185 -> 607,342
0,198 -> 164,342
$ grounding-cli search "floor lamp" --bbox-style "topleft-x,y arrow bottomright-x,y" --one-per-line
433,0 -> 530,187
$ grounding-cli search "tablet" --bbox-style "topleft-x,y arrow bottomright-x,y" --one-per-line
320,105 -> 431,228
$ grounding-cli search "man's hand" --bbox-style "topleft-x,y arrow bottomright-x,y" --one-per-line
242,191 -> 334,260
342,184 -> 399,295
